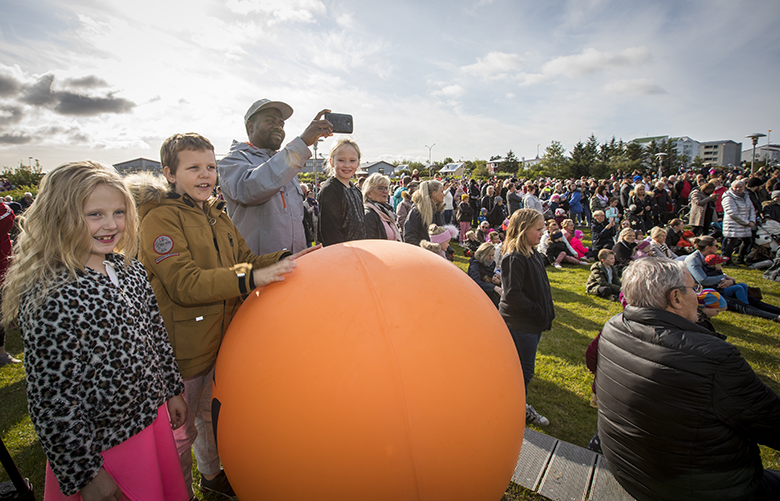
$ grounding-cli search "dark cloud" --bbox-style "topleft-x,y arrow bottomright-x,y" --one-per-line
15,73 -> 135,116
55,92 -> 135,115
63,75 -> 109,89
20,74 -> 58,106
0,105 -> 24,125
0,74 -> 22,97
0,134 -> 32,145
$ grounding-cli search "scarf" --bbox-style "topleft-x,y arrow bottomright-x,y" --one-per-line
365,201 -> 401,241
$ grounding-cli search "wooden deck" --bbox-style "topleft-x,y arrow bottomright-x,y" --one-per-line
511,429 -> 636,501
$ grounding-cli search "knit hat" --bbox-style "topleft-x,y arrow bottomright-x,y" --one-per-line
461,193 -> 469,201
633,175 -> 642,182
550,231 -> 563,240
697,289 -> 727,309
771,190 -> 780,200
705,254 -> 729,265
747,177 -> 763,188
429,225 -> 459,245
574,230 -> 584,239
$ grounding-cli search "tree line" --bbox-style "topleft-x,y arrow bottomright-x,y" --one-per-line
393,136 -> 711,180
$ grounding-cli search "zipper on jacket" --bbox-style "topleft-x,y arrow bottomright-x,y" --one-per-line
228,234 -> 234,246
281,191 -> 287,209
213,237 -> 219,252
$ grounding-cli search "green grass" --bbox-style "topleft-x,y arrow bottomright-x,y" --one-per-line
3,236 -> 780,500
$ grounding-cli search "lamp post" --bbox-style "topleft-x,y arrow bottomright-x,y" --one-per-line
424,143 -> 435,165
312,138 -> 324,197
746,133 -> 766,175
654,152 -> 667,180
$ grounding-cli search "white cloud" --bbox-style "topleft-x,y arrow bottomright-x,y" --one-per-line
517,46 -> 652,86
225,0 -> 326,23
542,47 -> 651,77
432,85 -> 466,98
460,52 -> 524,80
605,79 -> 667,95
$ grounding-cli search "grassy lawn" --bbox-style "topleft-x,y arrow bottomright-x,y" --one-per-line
2,233 -> 779,500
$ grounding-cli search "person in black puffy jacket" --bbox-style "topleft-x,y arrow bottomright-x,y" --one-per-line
597,257 -> 780,501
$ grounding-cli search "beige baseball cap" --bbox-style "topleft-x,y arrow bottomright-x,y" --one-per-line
244,99 -> 294,124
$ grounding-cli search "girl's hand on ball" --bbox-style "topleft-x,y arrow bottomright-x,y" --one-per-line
253,259 -> 296,287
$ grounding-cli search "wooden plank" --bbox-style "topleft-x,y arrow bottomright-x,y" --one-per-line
588,454 -> 636,501
511,428 -> 558,491
537,440 -> 597,501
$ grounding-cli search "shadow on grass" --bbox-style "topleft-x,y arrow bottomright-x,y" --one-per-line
0,378 -> 29,429
526,377 -> 598,449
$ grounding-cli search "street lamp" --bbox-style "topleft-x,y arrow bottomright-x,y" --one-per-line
424,144 -> 435,165
654,152 -> 667,180
312,138 -> 324,197
745,133 -> 766,175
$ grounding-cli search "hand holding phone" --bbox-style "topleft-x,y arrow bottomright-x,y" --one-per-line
325,113 -> 353,134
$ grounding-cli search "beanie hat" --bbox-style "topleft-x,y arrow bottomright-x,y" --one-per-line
705,254 -> 729,265
747,177 -> 763,188
698,289 -> 727,309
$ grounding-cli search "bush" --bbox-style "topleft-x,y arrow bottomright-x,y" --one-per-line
0,185 -> 38,201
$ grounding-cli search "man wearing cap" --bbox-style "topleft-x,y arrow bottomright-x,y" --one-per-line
597,257 -> 780,501
218,99 -> 332,255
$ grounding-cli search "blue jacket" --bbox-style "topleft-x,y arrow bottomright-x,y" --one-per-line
568,189 -> 583,213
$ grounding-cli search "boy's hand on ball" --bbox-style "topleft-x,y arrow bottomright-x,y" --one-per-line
290,244 -> 321,260
253,259 -> 297,287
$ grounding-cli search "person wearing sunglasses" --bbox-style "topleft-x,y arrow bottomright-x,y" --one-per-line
597,257 -> 780,501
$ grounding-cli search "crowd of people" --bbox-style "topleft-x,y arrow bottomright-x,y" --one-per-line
1,95 -> 779,500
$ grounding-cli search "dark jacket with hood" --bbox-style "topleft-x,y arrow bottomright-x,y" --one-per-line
597,306 -> 780,501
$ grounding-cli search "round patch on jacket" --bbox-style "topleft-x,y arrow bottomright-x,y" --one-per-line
153,235 -> 174,254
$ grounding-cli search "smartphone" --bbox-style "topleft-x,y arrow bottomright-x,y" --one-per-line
325,113 -> 353,134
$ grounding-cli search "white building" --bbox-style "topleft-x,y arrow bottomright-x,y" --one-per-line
438,162 -> 465,177
741,144 -> 780,166
113,158 -> 162,175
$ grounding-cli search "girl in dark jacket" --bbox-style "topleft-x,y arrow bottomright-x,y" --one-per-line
317,138 -> 367,246
468,242 -> 502,307
457,193 -> 473,244
499,208 -> 554,427
403,180 -> 446,246
612,227 -> 637,277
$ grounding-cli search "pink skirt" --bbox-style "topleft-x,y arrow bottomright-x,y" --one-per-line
45,405 -> 188,501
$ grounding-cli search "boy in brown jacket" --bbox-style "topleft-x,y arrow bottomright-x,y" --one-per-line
128,133 -> 316,499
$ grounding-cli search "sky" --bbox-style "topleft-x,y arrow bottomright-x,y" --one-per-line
1,0 -> 779,171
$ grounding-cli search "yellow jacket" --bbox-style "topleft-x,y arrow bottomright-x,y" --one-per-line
128,174 -> 288,378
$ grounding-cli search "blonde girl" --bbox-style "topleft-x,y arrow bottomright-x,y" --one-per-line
317,138 -> 366,246
403,179 -> 445,246
499,208 -> 555,427
3,161 -> 188,500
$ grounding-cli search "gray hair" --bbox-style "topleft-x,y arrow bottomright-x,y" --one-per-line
362,173 -> 390,202
622,257 -> 688,309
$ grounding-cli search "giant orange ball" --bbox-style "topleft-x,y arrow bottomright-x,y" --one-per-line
212,240 -> 525,501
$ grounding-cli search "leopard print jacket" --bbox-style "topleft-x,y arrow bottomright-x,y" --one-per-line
20,254 -> 184,496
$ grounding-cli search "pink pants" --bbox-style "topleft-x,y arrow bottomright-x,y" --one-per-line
44,405 -> 188,501
459,222 -> 470,243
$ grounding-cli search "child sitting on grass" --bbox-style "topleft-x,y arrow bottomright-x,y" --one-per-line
420,224 -> 458,259
586,249 -> 621,300
462,230 -> 481,257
